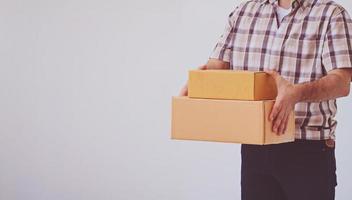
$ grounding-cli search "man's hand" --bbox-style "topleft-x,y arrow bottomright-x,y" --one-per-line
179,84 -> 189,96
266,71 -> 299,135
267,68 -> 352,135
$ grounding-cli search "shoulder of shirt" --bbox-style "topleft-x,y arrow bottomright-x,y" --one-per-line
313,0 -> 347,15
229,0 -> 263,17
235,0 -> 263,8
231,0 -> 348,16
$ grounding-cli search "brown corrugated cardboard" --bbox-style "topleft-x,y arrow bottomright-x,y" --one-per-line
188,70 -> 277,100
171,96 -> 295,145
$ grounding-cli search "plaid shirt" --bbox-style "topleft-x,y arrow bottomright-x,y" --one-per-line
210,0 -> 352,140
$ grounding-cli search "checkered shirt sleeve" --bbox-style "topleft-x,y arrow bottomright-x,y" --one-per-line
322,8 -> 352,73
209,7 -> 239,63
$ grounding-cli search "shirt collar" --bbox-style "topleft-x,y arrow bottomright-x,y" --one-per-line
260,0 -> 312,10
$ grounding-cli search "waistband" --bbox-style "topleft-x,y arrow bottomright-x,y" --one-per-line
293,139 -> 335,148
242,139 -> 335,151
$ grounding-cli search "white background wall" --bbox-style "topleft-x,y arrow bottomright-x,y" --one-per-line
0,0 -> 351,199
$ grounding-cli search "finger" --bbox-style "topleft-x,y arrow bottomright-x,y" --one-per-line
266,70 -> 283,88
277,110 -> 288,134
179,85 -> 188,96
265,70 -> 279,79
269,101 -> 281,121
273,107 -> 285,134
198,65 -> 207,70
265,70 -> 277,76
278,111 -> 289,135
182,88 -> 188,96
282,112 -> 291,134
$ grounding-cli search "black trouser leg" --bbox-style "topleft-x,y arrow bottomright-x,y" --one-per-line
241,140 -> 337,200
241,169 -> 286,200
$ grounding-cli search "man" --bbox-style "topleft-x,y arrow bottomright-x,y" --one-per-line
179,0 -> 352,199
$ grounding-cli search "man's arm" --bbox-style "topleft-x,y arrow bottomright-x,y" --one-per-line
179,59 -> 230,96
295,69 -> 352,101
269,8 -> 352,135
206,59 -> 230,70
267,68 -> 352,135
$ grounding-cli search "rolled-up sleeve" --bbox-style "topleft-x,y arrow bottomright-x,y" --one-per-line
209,8 -> 239,63
322,8 -> 352,73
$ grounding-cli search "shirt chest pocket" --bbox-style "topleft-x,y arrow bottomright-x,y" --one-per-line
283,22 -> 326,59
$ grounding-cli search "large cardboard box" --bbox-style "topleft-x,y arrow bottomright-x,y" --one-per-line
171,97 -> 295,145
188,70 -> 277,100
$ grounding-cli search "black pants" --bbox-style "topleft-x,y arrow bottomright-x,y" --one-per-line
241,140 -> 337,200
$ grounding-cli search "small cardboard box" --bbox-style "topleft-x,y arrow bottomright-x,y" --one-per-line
171,97 -> 295,145
188,70 -> 277,100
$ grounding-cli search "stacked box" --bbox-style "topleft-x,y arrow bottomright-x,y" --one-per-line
171,70 -> 295,145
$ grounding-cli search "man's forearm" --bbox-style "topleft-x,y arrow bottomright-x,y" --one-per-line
293,69 -> 351,102
205,59 -> 230,70
267,68 -> 351,134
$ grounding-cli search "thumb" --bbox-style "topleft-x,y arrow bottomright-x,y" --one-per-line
265,70 -> 280,82
198,65 -> 207,70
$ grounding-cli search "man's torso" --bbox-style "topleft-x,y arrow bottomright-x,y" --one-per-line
223,0 -> 348,140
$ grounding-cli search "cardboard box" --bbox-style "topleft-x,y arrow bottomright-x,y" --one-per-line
188,70 -> 277,100
171,97 -> 295,145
